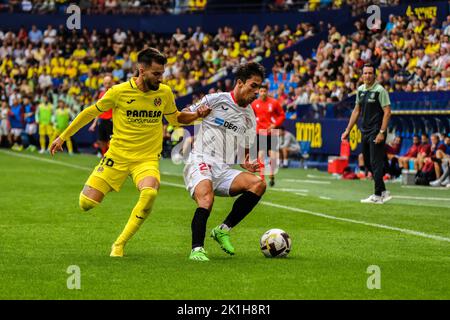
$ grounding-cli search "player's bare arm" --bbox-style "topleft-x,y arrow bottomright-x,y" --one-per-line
177,105 -> 211,124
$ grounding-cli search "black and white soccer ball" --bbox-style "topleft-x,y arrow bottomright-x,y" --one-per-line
260,228 -> 292,258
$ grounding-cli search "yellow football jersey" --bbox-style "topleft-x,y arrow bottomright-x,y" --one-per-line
96,77 -> 179,162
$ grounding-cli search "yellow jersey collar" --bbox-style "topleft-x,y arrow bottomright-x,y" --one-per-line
130,77 -> 138,90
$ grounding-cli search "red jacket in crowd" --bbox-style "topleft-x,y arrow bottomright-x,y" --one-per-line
251,96 -> 285,135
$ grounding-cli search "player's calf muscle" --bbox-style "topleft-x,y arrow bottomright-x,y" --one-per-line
195,193 -> 214,211
194,182 -> 214,210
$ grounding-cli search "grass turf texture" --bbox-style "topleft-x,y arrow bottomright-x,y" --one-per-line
0,150 -> 449,299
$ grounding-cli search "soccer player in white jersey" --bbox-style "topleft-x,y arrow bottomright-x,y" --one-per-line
183,62 -> 266,261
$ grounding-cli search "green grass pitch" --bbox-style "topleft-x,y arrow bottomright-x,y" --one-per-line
0,149 -> 449,299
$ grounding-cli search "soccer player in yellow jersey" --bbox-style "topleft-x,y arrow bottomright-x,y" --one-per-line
50,48 -> 211,257
51,100 -> 74,155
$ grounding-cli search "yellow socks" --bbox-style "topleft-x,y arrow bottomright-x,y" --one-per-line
112,187 -> 158,251
39,135 -> 46,151
66,138 -> 73,153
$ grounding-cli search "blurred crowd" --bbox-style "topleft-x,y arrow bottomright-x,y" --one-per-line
0,21 -> 317,109
0,19 -> 318,153
0,0 -> 403,15
0,0 -> 174,15
261,13 -> 449,119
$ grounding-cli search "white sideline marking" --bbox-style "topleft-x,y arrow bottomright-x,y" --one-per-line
282,179 -> 331,185
307,174 -> 335,180
394,195 -> 450,202
2,150 -> 450,243
0,150 -> 91,171
162,181 -> 185,189
161,171 -> 183,177
260,202 -> 450,243
401,185 -> 449,191
319,196 -> 332,200
273,188 -> 309,193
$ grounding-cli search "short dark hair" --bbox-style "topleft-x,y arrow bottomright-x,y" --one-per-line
235,62 -> 265,84
260,83 -> 269,90
363,63 -> 376,71
137,48 -> 167,66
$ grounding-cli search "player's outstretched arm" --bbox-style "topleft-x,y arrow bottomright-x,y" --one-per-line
176,105 -> 211,125
50,105 -> 103,156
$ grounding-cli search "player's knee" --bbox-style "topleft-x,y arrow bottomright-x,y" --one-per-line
139,187 -> 158,213
251,178 -> 266,196
79,193 -> 99,212
258,178 -> 267,194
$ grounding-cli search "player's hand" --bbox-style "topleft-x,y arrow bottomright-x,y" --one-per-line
196,105 -> 211,118
50,137 -> 64,156
374,133 -> 384,144
341,129 -> 349,141
88,122 -> 96,132
241,154 -> 260,173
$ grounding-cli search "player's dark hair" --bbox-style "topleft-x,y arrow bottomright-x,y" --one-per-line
260,83 -> 269,90
235,62 -> 265,84
363,63 -> 376,71
137,48 -> 167,66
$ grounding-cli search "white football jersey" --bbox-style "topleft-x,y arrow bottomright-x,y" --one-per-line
188,92 -> 257,165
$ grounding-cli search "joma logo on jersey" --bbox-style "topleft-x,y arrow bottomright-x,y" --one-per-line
126,110 -> 162,118
214,117 -> 246,134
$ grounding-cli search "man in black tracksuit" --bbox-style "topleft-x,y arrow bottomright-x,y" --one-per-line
342,63 -> 392,204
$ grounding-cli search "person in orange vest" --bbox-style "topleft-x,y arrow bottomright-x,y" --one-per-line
89,74 -> 114,157
251,83 -> 285,187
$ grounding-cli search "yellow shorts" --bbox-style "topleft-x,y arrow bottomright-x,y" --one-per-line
86,155 -> 160,192
39,124 -> 53,136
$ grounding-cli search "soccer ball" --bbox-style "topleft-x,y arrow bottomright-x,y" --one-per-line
260,229 -> 292,258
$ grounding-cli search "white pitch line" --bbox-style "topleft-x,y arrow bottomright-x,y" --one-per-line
161,171 -> 183,177
306,174 -> 335,180
261,202 -> 450,243
319,196 -> 332,200
282,179 -> 331,185
272,188 -> 309,193
161,181 -> 185,188
394,195 -> 450,202
0,150 -> 91,171
2,150 -> 450,243
401,185 -> 449,191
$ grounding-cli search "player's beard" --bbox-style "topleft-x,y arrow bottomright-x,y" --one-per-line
246,95 -> 257,105
145,79 -> 160,91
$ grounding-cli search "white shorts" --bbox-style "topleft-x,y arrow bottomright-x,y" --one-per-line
10,128 -> 23,138
183,158 -> 242,198
25,123 -> 37,135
